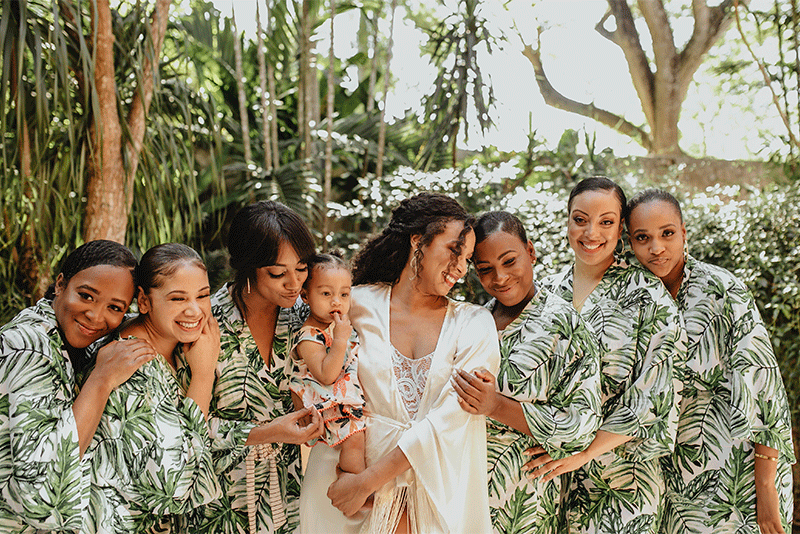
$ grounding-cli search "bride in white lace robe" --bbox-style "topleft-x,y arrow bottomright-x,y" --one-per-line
299,194 -> 500,534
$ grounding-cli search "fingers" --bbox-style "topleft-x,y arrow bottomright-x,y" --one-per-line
524,446 -> 547,457
452,369 -> 481,398
522,455 -> 552,473
473,368 -> 494,383
455,395 -> 479,414
541,464 -> 563,483
295,407 -> 323,440
451,374 -> 481,407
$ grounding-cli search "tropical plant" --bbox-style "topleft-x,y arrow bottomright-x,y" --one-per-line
417,0 -> 497,169
1,0 -> 221,314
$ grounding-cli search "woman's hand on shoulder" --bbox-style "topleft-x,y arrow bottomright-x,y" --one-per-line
246,406 -> 324,446
451,368 -> 500,417
183,316 -> 221,379
92,338 -> 157,391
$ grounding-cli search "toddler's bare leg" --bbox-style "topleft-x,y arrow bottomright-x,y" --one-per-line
338,431 -> 366,474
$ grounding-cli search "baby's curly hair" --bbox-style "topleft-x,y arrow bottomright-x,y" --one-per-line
352,192 -> 475,286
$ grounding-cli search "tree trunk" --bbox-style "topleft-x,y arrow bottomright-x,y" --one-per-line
256,2 -> 273,171
361,5 -> 381,179
84,0 -> 171,242
322,0 -> 335,248
302,0 -> 317,162
298,0 -> 307,159
84,0 -> 127,242
232,6 -> 252,163
9,39 -> 48,299
267,0 -> 280,169
375,0 -> 396,180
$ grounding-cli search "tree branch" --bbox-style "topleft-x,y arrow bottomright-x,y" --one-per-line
732,0 -> 799,148
603,1 -> 656,128
678,0 -> 745,94
638,0 -> 677,70
125,0 -> 171,190
594,10 -> 615,42
521,36 -> 652,152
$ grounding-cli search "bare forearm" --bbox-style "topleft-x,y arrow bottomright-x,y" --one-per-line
490,396 -> 533,437
754,443 -> 785,533
317,338 -> 348,385
583,430 -> 632,460
72,374 -> 113,456
754,443 -> 780,486
186,371 -> 215,418
358,447 -> 412,494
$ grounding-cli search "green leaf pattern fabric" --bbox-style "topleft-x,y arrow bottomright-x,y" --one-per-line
81,335 -> 220,534
0,300 -> 89,533
185,285 -> 308,534
544,264 -> 682,534
659,255 -> 795,534
487,287 -> 602,534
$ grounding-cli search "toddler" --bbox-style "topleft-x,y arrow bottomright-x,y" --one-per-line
289,253 -> 366,474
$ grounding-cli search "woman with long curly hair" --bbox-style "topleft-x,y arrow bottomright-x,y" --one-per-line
304,192 -> 500,534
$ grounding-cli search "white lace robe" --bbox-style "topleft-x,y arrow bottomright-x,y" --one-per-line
299,283 -> 500,534
361,283 -> 500,533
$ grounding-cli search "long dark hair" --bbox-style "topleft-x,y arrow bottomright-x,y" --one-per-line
568,176 -> 628,220
352,192 -> 475,285
45,240 -> 137,300
136,243 -> 206,295
226,200 -> 315,317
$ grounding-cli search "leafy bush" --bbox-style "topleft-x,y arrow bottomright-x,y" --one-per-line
330,163 -> 800,515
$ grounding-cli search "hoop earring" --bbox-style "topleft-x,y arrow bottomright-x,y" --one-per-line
614,238 -> 625,262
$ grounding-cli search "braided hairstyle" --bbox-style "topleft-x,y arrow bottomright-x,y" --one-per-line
226,200 -> 315,318
352,192 -> 475,286
45,240 -> 137,300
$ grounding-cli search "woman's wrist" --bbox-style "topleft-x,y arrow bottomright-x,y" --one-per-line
246,423 -> 273,445
188,367 -> 216,384
83,368 -> 116,398
357,466 -> 380,495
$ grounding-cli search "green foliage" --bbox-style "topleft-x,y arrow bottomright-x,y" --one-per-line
329,155 -> 800,509
417,0 -> 498,169
0,0 -> 223,318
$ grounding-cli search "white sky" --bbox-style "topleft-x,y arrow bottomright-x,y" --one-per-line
210,0 -> 785,160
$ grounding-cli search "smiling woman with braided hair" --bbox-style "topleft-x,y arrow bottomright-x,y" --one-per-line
300,192 -> 500,534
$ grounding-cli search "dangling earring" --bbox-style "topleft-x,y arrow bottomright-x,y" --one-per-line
408,248 -> 421,280
683,240 -> 689,262
247,278 -> 251,294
